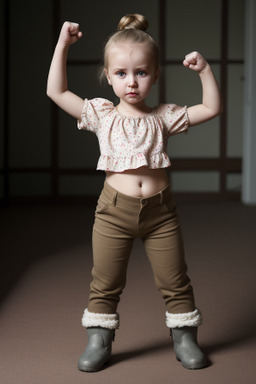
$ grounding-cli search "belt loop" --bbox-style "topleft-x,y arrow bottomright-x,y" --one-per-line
160,190 -> 163,205
113,192 -> 118,206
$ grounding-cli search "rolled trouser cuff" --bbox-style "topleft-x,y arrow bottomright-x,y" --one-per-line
82,308 -> 120,329
166,308 -> 202,328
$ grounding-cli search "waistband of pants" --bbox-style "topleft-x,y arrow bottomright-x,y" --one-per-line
102,181 -> 172,210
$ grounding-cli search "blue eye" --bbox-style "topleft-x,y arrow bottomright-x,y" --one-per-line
137,71 -> 146,77
117,71 -> 125,78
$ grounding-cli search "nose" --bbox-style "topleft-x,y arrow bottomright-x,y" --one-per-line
127,75 -> 137,88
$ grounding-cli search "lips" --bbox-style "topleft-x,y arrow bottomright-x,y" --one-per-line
126,92 -> 138,96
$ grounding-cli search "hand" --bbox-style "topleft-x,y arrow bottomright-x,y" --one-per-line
58,21 -> 83,46
183,51 -> 208,73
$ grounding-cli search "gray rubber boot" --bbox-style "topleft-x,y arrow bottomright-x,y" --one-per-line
78,327 -> 115,372
171,327 -> 208,369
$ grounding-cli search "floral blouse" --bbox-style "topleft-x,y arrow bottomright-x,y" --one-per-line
77,98 -> 189,172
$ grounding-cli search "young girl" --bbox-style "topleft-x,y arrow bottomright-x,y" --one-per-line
47,14 -> 222,372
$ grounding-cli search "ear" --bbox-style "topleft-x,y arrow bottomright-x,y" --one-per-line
104,68 -> 112,85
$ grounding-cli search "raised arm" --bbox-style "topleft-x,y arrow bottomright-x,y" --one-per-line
184,51 -> 223,126
46,21 -> 84,119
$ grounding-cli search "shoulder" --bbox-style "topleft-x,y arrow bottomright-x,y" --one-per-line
153,103 -> 189,134
78,98 -> 115,131
82,97 -> 114,112
154,103 -> 186,115
154,103 -> 189,123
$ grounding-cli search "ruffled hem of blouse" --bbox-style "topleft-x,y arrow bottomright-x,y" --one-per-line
96,153 -> 171,172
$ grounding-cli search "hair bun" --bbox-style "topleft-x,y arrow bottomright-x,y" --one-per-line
118,14 -> 149,32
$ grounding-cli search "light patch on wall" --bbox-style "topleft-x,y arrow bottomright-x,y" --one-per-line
170,171 -> 219,193
227,173 -> 241,192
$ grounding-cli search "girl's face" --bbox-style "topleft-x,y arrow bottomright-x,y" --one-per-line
104,41 -> 159,110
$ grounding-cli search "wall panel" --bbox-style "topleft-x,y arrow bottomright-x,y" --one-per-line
10,173 -> 51,197
166,64 -> 220,159
227,64 -> 244,158
228,0 -> 245,60
171,171 -> 219,192
59,174 -> 105,196
166,0 -> 222,60
0,0 -> 4,171
9,0 -> 52,168
1,0 -> 245,202
60,0 -> 159,61
227,173 -> 241,192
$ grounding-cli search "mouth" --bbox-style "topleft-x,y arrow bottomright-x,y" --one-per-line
126,92 -> 138,96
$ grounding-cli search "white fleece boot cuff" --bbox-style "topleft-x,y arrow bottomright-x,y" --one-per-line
166,308 -> 202,328
82,309 -> 120,329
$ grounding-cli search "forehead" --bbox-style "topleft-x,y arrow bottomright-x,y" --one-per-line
107,41 -> 153,67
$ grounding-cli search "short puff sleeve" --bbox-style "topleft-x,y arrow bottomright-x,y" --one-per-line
161,104 -> 190,136
77,98 -> 114,133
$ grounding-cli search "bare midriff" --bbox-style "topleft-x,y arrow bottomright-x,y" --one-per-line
105,167 -> 169,198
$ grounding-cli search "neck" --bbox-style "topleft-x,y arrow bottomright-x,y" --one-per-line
117,100 -> 152,117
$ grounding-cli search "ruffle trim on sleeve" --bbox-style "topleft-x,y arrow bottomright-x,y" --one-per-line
156,104 -> 190,136
77,99 -> 88,130
96,152 -> 171,172
77,98 -> 115,132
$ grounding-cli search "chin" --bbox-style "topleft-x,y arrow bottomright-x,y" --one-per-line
126,97 -> 142,104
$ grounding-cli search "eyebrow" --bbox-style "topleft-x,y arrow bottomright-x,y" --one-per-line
112,65 -> 151,71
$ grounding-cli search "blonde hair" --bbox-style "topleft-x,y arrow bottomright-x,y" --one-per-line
118,14 -> 149,31
100,14 -> 160,81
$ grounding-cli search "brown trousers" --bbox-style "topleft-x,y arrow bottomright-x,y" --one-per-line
88,182 -> 195,315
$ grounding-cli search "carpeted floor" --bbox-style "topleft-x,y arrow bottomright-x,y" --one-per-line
1,200 -> 256,384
